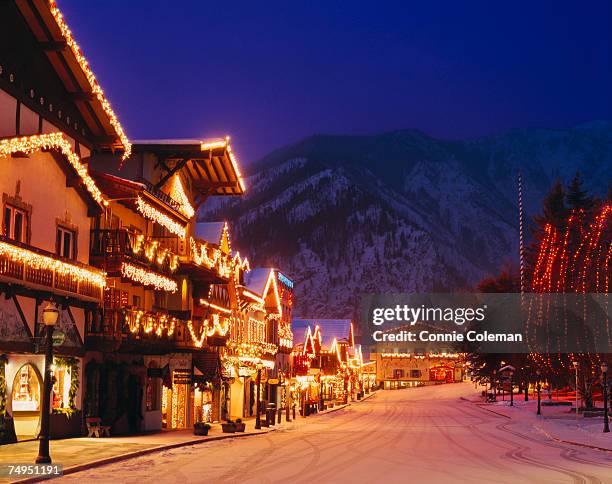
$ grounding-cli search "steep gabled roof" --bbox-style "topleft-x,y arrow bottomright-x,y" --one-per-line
6,0 -> 130,157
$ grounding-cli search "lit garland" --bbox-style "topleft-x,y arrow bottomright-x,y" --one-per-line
186,314 -> 230,348
0,133 -> 106,206
227,340 -> 277,358
199,299 -> 232,314
136,197 -> 186,239
49,1 -> 131,160
190,237 -> 231,278
120,262 -> 178,292
125,309 -> 176,337
168,176 -> 195,219
131,235 -> 179,272
226,144 -> 245,192
0,240 -> 105,288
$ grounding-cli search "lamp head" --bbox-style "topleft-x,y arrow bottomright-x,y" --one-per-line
42,302 -> 59,326
573,361 -> 579,368
536,369 -> 541,376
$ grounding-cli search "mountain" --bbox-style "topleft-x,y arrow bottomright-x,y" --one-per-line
200,122 -> 612,319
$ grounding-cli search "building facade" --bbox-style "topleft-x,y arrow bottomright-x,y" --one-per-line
0,0 -> 129,442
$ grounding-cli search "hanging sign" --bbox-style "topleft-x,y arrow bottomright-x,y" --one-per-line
52,331 -> 66,347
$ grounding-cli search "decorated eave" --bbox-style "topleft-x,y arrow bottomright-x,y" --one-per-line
8,0 -> 130,158
0,132 -> 105,214
187,221 -> 249,285
92,172 -> 189,238
132,138 -> 245,204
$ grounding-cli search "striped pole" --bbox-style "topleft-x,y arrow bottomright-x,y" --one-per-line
518,171 -> 525,305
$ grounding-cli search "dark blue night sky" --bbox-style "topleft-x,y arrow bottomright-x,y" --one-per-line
61,0 -> 611,165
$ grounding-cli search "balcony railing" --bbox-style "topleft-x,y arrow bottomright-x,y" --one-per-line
0,235 -> 104,301
90,229 -> 179,276
139,178 -> 182,213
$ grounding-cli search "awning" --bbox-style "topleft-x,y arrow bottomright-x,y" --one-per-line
193,352 -> 227,382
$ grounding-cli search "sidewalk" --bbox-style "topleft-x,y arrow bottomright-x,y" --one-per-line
0,424 -> 272,483
0,392 -> 377,483
464,393 -> 612,452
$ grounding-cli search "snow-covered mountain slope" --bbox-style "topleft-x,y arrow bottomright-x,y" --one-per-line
201,122 -> 612,318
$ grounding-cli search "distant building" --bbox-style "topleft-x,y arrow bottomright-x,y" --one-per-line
373,352 -> 464,389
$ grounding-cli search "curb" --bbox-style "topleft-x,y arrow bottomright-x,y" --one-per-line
535,424 -> 612,453
14,430 -> 275,483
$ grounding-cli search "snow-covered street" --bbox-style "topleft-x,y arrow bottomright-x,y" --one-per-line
59,383 -> 612,484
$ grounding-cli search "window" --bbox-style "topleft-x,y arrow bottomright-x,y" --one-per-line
132,295 -> 141,308
4,205 -> 28,243
393,369 -> 405,379
154,291 -> 167,310
410,369 -> 422,379
56,227 -> 76,259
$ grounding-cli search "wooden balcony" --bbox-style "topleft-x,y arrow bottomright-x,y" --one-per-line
157,235 -> 233,284
86,307 -> 195,353
90,229 -> 179,279
0,236 -> 104,302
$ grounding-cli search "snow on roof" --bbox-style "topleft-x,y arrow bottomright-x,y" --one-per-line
195,222 -> 226,246
132,139 -> 203,145
243,268 -> 272,296
132,138 -> 228,148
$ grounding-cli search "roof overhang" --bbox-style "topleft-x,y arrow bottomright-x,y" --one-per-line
13,0 -> 130,158
132,138 -> 245,196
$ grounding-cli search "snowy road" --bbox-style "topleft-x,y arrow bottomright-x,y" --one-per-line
59,384 -> 612,484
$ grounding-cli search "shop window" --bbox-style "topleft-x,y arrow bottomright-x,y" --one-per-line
410,369 -> 422,379
393,369 -> 404,379
4,204 -> 28,243
52,365 -> 72,410
11,364 -> 40,411
56,226 -> 76,260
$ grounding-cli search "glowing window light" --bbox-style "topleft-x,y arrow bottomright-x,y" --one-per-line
0,240 -> 105,288
0,133 -> 106,206
120,262 -> 178,292
49,1 -> 131,159
136,197 -> 186,239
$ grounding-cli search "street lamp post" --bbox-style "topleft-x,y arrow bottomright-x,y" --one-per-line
509,369 -> 514,407
536,369 -> 541,415
602,362 -> 609,433
492,369 -> 497,401
36,303 -> 59,464
573,361 -> 579,421
255,362 -> 263,430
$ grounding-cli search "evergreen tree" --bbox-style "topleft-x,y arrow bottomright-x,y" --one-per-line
607,182 -> 612,202
566,171 -> 593,211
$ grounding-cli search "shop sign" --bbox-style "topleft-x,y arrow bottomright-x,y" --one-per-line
173,368 -> 192,384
